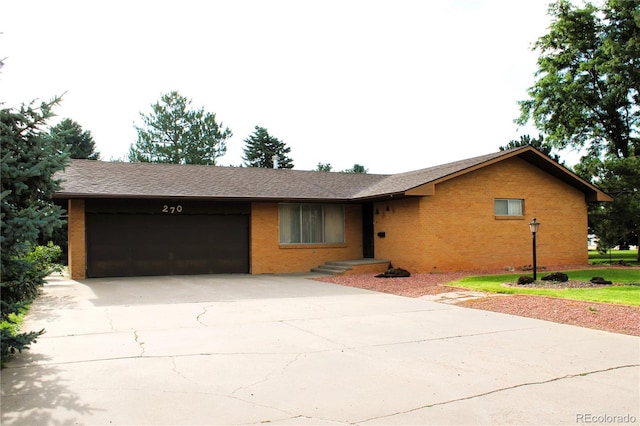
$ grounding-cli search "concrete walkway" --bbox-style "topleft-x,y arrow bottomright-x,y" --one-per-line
1,274 -> 638,425
420,290 -> 501,304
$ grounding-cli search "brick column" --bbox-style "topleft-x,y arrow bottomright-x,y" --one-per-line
68,199 -> 86,279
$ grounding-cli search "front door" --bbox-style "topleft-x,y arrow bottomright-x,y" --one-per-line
362,203 -> 374,258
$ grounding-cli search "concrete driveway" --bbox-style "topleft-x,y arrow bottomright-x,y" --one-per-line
1,274 -> 638,425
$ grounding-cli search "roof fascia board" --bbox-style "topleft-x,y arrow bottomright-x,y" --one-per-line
586,192 -> 613,202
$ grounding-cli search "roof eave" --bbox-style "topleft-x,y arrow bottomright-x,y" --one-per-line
53,192 -> 358,203
586,192 -> 614,203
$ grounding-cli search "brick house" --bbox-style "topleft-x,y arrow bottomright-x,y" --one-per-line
55,146 -> 611,279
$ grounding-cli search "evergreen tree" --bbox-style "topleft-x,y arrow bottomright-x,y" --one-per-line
242,126 -> 294,169
46,118 -> 98,264
500,134 -> 561,163
1,97 -> 70,359
49,118 -> 100,159
342,164 -> 368,174
575,155 -> 640,253
129,91 -> 231,165
316,163 -> 333,172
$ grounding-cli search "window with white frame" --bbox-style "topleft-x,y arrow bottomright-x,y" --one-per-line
279,204 -> 345,244
494,199 -> 524,216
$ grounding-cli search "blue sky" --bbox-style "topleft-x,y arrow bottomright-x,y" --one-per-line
1,0 -> 565,173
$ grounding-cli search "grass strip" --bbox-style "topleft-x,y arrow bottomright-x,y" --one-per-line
449,269 -> 640,306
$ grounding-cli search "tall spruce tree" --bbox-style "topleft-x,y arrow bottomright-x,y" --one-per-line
242,126 -> 294,169
49,118 -> 100,160
1,97 -> 70,359
47,118 -> 98,264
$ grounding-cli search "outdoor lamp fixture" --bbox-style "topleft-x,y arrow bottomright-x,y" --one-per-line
529,218 -> 541,280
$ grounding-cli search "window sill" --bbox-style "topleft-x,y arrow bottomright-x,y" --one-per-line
279,243 -> 347,249
495,216 -> 525,220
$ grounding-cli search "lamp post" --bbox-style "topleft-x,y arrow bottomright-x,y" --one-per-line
529,218 -> 541,280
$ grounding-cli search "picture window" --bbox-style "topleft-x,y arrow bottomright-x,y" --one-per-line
279,204 -> 345,244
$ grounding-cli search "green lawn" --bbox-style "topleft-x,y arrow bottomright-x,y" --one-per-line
589,249 -> 639,266
449,269 -> 640,306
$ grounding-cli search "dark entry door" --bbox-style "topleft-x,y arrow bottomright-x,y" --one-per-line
86,213 -> 249,277
362,203 -> 374,258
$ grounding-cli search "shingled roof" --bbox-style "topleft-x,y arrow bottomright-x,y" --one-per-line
54,147 -> 612,202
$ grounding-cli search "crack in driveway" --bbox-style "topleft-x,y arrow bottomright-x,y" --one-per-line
133,330 -> 145,356
280,320 -> 347,348
104,309 -> 117,332
357,364 -> 640,424
195,306 -> 208,326
230,353 -> 303,396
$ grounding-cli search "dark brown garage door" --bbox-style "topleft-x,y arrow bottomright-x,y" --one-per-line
86,213 -> 249,277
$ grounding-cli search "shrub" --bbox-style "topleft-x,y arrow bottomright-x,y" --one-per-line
24,242 -> 63,277
0,303 -> 45,364
541,272 -> 569,282
1,243 -> 61,363
518,276 -> 535,285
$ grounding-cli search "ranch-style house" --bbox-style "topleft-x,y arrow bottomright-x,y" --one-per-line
54,146 -> 612,280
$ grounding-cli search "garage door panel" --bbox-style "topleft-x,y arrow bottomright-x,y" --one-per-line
87,213 -> 249,278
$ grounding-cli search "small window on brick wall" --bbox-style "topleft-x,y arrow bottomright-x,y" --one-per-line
494,199 -> 524,217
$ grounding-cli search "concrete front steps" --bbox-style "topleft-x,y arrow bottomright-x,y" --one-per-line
311,258 -> 390,275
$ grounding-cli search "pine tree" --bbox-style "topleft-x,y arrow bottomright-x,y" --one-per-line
49,118 -> 100,159
1,97 -> 70,359
342,164 -> 368,174
242,126 -> 294,169
316,163 -> 333,172
500,134 -> 561,163
129,91 -> 231,165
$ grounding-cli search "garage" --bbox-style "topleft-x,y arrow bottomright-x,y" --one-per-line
85,199 -> 250,278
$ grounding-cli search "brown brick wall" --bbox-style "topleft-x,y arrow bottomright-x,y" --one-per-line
68,199 -> 86,279
374,157 -> 588,273
251,202 -> 363,274
343,262 -> 390,275
371,197 -> 422,271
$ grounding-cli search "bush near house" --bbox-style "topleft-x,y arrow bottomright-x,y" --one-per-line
0,243 -> 62,363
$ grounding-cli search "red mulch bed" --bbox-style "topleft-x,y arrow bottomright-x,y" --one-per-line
314,267 -> 640,336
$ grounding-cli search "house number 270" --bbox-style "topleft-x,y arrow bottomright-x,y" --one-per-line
162,204 -> 183,214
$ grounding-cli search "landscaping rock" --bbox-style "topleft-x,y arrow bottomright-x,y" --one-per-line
590,276 -> 613,285
518,276 -> 535,285
375,267 -> 411,278
541,272 -> 569,282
